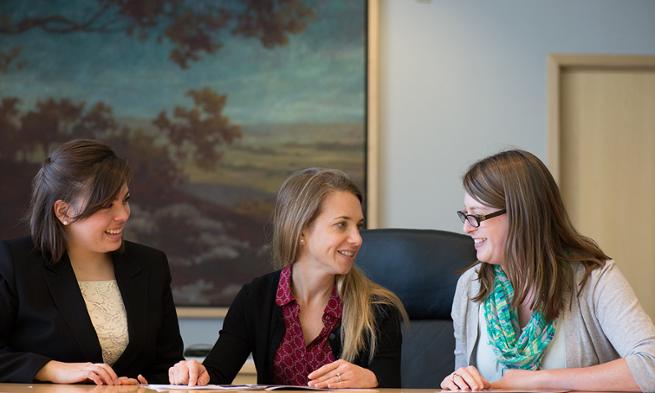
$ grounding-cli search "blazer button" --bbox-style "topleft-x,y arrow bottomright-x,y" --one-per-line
329,333 -> 336,340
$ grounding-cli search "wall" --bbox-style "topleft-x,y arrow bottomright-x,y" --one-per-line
179,0 -> 655,349
378,0 -> 655,232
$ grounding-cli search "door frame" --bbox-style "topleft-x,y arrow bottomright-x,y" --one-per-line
547,54 -> 655,183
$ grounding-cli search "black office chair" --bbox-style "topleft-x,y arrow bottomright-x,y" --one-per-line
356,228 -> 476,388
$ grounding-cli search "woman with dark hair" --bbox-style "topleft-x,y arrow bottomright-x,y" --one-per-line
168,168 -> 407,388
0,139 -> 183,384
440,150 -> 655,392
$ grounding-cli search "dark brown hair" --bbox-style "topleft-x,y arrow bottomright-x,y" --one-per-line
464,150 -> 608,321
29,139 -> 131,263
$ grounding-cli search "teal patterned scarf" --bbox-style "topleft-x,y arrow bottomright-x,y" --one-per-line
483,265 -> 556,370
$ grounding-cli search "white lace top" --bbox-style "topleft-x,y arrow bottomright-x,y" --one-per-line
78,280 -> 129,365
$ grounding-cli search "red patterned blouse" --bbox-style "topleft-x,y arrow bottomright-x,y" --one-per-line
272,265 -> 343,386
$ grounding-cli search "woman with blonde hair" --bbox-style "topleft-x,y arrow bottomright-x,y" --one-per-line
441,149 -> 655,392
169,168 -> 407,388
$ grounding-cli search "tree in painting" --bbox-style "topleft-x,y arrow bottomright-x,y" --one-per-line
0,0 -> 366,306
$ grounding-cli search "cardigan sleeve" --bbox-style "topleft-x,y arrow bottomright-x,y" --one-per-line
203,283 -> 252,384
452,267 -> 475,370
0,240 -> 51,382
365,303 -> 403,388
588,260 -> 655,392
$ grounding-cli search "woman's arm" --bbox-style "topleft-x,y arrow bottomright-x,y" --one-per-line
142,253 -> 184,383
587,262 -> 655,392
452,271 -> 473,370
201,284 -> 253,384
0,241 -> 51,382
493,359 -> 639,391
168,284 -> 253,386
0,241 -> 120,385
307,303 -> 402,389
365,303 -> 403,387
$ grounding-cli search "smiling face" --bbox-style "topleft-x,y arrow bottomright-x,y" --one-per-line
62,183 -> 131,258
463,192 -> 508,265
296,191 -> 364,275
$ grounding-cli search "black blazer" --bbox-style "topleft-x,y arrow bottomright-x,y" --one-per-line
203,270 -> 403,387
0,237 -> 184,383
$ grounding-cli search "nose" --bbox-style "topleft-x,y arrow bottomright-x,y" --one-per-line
349,226 -> 362,248
463,219 -> 476,234
113,202 -> 130,223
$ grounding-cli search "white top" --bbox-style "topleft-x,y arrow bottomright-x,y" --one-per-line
78,280 -> 129,365
475,304 -> 566,381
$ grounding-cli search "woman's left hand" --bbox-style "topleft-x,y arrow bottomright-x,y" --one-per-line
307,359 -> 378,388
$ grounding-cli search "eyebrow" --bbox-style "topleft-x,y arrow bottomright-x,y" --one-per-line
332,215 -> 364,222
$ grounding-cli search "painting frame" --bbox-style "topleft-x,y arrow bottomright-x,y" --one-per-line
175,0 -> 379,318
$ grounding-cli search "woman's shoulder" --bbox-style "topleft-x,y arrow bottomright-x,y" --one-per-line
456,263 -> 480,289
236,269 -> 282,299
573,259 -> 626,294
121,240 -> 166,258
0,236 -> 43,265
1,236 -> 38,253
118,241 -> 170,274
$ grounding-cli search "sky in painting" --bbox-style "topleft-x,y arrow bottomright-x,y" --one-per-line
0,0 -> 365,125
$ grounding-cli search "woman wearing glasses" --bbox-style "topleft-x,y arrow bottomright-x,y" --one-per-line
441,150 -> 655,392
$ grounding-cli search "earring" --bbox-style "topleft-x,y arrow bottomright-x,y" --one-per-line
62,220 -> 68,225
299,238 -> 304,245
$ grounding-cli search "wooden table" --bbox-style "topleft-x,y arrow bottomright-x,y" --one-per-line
0,385 -> 438,393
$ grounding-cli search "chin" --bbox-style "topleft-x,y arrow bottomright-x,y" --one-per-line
105,240 -> 124,253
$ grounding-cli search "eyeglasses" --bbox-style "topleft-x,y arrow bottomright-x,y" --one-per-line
457,208 -> 506,228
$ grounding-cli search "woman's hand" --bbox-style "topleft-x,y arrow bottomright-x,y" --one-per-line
307,359 -> 377,388
440,366 -> 491,391
117,375 -> 148,385
168,359 -> 210,386
490,369 -> 540,390
35,360 -> 119,385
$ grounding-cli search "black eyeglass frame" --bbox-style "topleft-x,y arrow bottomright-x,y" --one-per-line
457,208 -> 506,228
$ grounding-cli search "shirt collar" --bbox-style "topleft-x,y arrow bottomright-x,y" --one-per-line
275,265 -> 343,319
275,265 -> 294,306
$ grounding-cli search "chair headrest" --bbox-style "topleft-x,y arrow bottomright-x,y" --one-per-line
356,228 -> 476,320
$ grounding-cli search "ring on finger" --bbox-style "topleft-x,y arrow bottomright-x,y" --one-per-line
336,372 -> 342,382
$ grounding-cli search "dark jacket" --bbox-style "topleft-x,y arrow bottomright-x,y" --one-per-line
203,270 -> 403,387
0,237 -> 184,383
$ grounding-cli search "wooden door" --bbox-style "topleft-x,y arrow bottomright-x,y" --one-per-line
549,55 -> 655,319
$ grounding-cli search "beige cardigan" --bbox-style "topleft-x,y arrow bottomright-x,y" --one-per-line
452,260 -> 655,392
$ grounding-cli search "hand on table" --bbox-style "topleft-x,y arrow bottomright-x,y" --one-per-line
168,359 -> 210,386
35,360 -> 119,385
117,375 -> 148,385
307,359 -> 378,388
440,366 -> 491,391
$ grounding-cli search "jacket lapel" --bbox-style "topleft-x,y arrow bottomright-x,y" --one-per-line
112,246 -> 147,369
43,255 -> 103,362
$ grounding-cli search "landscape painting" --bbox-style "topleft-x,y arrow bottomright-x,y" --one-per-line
0,0 -> 367,310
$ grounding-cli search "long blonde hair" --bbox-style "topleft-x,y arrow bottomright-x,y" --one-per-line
463,150 -> 608,321
272,168 -> 407,361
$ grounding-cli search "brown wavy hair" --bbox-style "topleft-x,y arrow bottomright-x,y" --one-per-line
29,139 -> 130,263
464,150 -> 608,321
272,168 -> 407,362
